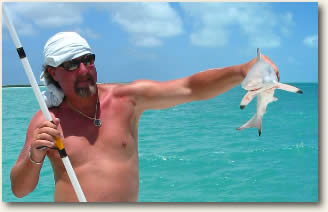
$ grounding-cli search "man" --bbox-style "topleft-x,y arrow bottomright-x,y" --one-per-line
10,32 -> 279,202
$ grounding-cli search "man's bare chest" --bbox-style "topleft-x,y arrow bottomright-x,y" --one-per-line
48,97 -> 139,168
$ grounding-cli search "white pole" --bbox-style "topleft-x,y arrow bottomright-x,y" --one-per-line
3,5 -> 87,202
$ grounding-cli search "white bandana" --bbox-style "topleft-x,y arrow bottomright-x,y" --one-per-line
44,31 -> 92,67
40,32 -> 93,108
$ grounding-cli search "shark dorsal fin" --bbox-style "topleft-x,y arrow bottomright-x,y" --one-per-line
257,48 -> 261,61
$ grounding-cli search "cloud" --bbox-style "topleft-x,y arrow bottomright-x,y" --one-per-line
4,2 -> 183,47
190,27 -> 230,47
104,2 -> 183,47
134,36 -> 162,47
4,2 -> 85,35
180,3 -> 295,48
3,4 -> 36,36
280,12 -> 295,36
74,28 -> 101,39
303,35 -> 318,48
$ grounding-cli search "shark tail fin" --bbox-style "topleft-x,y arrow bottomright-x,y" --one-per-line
240,91 -> 257,109
237,114 -> 263,136
276,83 -> 303,94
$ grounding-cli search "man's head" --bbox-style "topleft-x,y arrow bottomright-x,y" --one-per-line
41,32 -> 97,98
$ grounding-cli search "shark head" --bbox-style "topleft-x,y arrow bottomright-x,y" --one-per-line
241,49 -> 278,91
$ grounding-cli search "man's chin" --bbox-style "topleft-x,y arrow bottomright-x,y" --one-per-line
75,85 -> 97,97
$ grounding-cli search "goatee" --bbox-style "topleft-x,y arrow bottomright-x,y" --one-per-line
75,84 -> 96,97
74,75 -> 96,97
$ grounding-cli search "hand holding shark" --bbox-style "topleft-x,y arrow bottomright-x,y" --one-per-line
237,48 -> 303,136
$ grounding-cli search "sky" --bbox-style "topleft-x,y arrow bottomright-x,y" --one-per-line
2,2 -> 318,86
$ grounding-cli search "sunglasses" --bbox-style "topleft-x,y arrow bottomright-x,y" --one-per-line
59,54 -> 95,71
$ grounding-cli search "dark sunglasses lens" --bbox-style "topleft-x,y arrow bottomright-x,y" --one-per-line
61,54 -> 95,71
63,62 -> 78,71
82,54 -> 95,65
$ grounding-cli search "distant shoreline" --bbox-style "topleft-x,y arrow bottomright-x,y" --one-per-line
1,82 -> 318,88
1,82 -> 130,88
2,85 -> 45,88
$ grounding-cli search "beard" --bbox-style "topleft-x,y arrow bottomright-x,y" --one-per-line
74,74 -> 97,97
75,85 -> 96,97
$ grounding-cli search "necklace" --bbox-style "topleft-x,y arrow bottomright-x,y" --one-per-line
67,96 -> 102,127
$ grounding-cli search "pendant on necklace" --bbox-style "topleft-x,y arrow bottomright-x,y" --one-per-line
94,119 -> 102,127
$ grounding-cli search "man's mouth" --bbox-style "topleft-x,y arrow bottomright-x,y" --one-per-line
77,79 -> 91,85
76,76 -> 94,87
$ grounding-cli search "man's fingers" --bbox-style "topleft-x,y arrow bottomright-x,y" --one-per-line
53,118 -> 60,126
33,119 -> 61,152
37,126 -> 61,138
262,55 -> 280,82
50,113 -> 60,126
37,121 -> 57,129
36,145 -> 58,150
36,146 -> 48,150
33,140 -> 57,150
36,132 -> 57,143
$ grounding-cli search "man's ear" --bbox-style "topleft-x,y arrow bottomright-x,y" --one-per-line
47,66 -> 58,81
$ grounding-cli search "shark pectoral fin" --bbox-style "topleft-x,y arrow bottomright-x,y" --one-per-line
240,91 -> 257,109
276,83 -> 303,94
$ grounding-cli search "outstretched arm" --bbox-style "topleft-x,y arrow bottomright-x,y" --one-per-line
114,56 -> 279,112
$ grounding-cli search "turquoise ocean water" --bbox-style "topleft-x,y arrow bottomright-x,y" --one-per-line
2,83 -> 318,202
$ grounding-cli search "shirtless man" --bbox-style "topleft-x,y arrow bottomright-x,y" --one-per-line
10,32 -> 279,202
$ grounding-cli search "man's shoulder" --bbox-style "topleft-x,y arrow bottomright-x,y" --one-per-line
27,110 -> 46,132
97,82 -> 131,88
98,82 -> 124,91
98,82 -> 135,96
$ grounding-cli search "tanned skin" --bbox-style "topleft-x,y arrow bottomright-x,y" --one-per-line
10,55 -> 278,202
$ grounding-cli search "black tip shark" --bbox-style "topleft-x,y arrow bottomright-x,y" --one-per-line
237,48 -> 303,136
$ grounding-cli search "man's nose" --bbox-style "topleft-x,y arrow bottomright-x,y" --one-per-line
78,62 -> 88,75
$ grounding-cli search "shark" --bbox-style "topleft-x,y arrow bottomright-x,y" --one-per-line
237,48 -> 303,136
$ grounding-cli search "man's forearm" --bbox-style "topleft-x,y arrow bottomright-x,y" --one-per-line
187,62 -> 250,101
10,154 -> 43,198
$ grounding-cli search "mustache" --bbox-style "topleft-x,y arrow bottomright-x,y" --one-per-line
74,73 -> 95,87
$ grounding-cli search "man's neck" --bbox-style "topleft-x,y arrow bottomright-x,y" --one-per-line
65,91 -> 99,115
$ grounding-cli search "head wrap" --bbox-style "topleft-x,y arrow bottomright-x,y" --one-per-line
44,32 -> 92,67
40,32 -> 93,108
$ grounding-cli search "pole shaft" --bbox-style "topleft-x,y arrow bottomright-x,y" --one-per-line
3,5 -> 87,202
